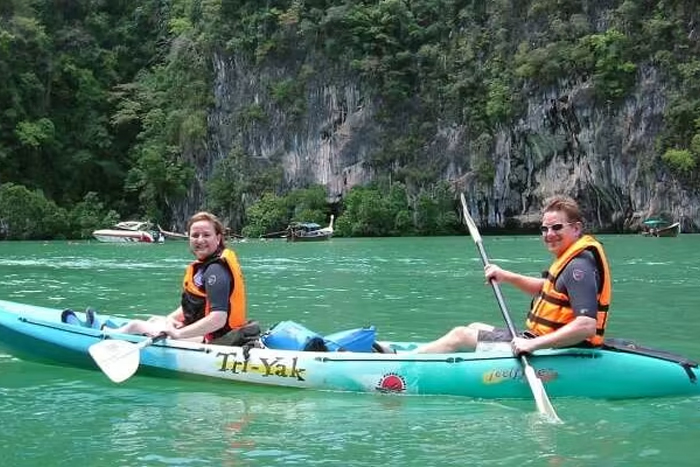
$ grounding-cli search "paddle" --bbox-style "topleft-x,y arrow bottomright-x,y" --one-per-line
89,334 -> 166,383
459,193 -> 562,423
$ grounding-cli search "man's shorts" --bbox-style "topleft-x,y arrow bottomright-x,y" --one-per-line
477,328 -> 536,342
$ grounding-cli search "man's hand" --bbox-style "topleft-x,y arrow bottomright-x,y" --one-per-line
484,263 -> 506,283
511,336 -> 539,356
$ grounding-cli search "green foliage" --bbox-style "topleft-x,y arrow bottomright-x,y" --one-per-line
662,149 -> 696,176
242,185 -> 331,237
119,25 -> 209,218
0,0 -> 168,212
335,186 -> 393,237
691,133 -> 700,157
0,183 -> 68,240
658,60 -> 700,184
125,144 -> 194,221
68,192 -> 121,240
334,182 -> 415,237
485,78 -> 514,123
270,78 -> 307,117
14,118 -> 56,148
581,29 -> 637,101
287,185 -> 329,223
514,25 -> 637,102
242,192 -> 289,237
206,142 -> 284,223
206,145 -> 251,225
0,184 -> 122,240
414,181 -> 460,235
239,104 -> 267,129
3,1 -> 700,238
333,181 -> 462,237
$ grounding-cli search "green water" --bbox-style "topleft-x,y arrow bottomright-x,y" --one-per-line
1,235 -> 699,466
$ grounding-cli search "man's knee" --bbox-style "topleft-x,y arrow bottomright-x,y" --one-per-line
467,322 -> 494,332
440,326 -> 477,351
449,326 -> 476,341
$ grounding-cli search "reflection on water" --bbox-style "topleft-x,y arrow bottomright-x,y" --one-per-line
4,369 -> 699,467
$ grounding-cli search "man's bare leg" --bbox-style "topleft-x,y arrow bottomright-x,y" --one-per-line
413,322 -> 494,353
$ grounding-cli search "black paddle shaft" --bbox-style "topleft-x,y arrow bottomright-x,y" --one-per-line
473,237 -> 519,339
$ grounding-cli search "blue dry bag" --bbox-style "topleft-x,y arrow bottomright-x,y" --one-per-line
324,326 -> 376,352
261,320 -> 327,351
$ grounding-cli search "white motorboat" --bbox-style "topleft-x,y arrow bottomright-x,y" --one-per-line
92,221 -> 164,244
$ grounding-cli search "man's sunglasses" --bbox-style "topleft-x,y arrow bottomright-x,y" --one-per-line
539,222 -> 575,234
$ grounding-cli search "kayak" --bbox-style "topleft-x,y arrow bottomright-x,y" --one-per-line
0,299 -> 698,399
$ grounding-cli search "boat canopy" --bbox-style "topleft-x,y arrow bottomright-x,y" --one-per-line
289,222 -> 321,231
115,221 -> 153,231
642,218 -> 670,227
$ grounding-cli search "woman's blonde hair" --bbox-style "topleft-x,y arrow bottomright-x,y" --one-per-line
187,211 -> 226,247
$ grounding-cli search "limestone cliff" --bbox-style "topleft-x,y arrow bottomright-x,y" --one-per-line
186,53 -> 697,233
172,5 -> 700,234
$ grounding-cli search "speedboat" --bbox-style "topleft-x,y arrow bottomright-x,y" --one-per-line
92,221 -> 164,244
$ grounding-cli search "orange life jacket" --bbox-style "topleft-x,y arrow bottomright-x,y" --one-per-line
526,235 -> 611,346
181,248 -> 247,341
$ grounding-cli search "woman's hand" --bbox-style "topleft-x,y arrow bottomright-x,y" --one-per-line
162,322 -> 183,339
143,320 -> 169,338
166,316 -> 184,329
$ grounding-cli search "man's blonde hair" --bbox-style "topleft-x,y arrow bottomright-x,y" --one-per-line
542,196 -> 583,224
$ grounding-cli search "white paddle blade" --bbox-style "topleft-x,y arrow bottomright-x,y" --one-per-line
459,193 -> 482,243
89,340 -> 141,383
523,363 -> 562,423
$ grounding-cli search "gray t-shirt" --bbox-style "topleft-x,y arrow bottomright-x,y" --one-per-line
554,250 -> 599,319
197,262 -> 233,313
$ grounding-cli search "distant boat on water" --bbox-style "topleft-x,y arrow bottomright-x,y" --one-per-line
92,221 -> 164,244
641,218 -> 681,238
286,215 -> 335,242
157,225 -> 188,241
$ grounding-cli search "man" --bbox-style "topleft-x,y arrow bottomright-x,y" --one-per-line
415,195 -> 611,354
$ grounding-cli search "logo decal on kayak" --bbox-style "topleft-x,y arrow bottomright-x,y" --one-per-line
482,368 -> 557,384
216,353 -> 307,381
376,373 -> 406,393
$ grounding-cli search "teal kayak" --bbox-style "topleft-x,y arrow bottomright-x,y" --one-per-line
0,299 -> 698,399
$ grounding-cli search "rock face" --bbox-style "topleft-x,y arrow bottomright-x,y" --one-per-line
177,53 -> 697,233
481,65 -> 680,232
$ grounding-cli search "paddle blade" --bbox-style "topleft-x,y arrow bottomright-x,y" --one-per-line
522,361 -> 562,423
89,339 -> 141,383
459,193 -> 482,243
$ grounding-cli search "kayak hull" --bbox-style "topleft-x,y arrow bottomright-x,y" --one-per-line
1,299 -> 698,399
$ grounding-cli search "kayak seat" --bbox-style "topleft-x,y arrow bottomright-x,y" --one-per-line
372,342 -> 397,354
61,309 -> 85,327
85,308 -> 99,329
205,320 -> 265,360
85,307 -> 119,330
62,307 -> 118,330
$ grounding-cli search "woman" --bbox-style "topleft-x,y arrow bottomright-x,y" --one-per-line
112,211 -> 249,344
